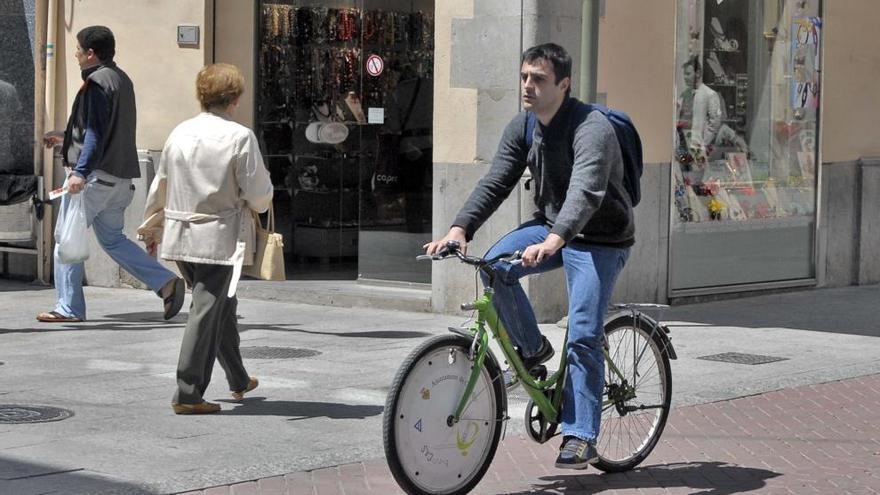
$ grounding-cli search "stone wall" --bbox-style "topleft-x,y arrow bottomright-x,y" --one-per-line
0,0 -> 37,279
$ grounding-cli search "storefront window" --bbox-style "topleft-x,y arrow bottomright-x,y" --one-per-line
257,1 -> 434,283
670,0 -> 821,292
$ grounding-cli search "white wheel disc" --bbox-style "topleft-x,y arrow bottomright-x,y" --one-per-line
393,346 -> 498,494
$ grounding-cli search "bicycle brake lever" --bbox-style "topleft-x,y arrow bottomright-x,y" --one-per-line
505,250 -> 524,265
415,255 -> 434,261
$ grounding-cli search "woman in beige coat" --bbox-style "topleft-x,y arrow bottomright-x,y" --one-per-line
139,64 -> 273,414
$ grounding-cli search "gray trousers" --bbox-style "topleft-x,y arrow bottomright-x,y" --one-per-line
173,262 -> 250,405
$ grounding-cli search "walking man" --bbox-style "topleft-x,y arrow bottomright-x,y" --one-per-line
38,26 -> 184,323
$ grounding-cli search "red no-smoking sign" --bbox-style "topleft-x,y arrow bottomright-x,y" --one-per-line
366,54 -> 384,77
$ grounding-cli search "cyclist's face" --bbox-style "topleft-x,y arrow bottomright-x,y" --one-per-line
521,58 -> 569,113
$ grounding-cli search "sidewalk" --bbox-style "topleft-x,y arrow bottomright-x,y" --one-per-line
183,374 -> 880,494
1,280 -> 879,494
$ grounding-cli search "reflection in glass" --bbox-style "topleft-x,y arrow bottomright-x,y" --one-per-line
671,0 -> 821,290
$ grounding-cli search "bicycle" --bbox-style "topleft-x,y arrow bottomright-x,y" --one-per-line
383,241 -> 678,495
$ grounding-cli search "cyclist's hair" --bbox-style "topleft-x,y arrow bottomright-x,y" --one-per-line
682,56 -> 701,75
76,26 -> 115,62
521,43 -> 572,96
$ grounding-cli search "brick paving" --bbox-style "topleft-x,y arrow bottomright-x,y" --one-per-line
180,374 -> 880,494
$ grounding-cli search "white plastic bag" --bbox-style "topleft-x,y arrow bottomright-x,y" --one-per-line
54,191 -> 90,263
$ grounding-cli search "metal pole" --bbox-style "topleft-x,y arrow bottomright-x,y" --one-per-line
579,0 -> 600,103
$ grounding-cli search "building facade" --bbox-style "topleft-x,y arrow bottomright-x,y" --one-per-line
2,0 -> 879,319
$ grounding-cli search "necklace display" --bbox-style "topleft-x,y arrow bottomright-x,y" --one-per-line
257,3 -> 436,245
260,4 -> 434,117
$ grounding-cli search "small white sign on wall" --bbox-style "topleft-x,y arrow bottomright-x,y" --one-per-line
368,107 -> 385,124
177,25 -> 200,45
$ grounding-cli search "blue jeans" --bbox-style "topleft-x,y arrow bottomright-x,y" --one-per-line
53,170 -> 177,320
481,219 -> 629,443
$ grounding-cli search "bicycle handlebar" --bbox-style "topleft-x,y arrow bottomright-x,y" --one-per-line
417,240 -> 522,267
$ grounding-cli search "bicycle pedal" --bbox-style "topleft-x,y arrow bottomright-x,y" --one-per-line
528,365 -> 548,381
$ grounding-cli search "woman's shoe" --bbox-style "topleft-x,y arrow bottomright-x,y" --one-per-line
172,401 -> 221,415
231,377 -> 259,402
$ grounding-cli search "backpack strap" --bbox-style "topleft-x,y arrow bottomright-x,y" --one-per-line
524,111 -> 537,148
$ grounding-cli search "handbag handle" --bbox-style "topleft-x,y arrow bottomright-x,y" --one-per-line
267,202 -> 275,232
251,202 -> 275,232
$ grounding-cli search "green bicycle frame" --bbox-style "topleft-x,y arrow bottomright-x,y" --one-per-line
452,287 -> 634,425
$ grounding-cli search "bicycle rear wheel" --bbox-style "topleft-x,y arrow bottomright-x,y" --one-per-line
383,335 -> 505,495
594,314 -> 672,472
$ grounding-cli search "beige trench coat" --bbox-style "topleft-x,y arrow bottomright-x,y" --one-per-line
138,112 -> 273,265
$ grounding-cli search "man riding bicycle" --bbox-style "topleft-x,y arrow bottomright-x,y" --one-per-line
424,43 -> 634,470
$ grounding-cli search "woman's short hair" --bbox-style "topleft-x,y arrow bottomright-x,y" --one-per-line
196,63 -> 245,111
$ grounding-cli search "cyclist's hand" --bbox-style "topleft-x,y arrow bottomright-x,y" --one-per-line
521,234 -> 564,267
424,226 -> 468,256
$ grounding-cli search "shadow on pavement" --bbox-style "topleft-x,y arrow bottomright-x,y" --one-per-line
1,312 -> 431,339
656,285 -> 880,337
0,281 -> 50,293
510,461 -> 780,495
218,397 -> 383,421
0,455 -> 155,495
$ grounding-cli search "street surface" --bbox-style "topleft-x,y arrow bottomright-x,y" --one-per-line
1,280 -> 879,494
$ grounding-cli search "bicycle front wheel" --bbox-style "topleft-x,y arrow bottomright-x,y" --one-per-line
594,314 -> 672,472
383,335 -> 505,495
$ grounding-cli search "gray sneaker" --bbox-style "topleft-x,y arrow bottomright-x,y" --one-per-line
555,436 -> 598,470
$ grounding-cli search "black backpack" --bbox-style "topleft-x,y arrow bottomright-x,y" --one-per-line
525,103 -> 644,206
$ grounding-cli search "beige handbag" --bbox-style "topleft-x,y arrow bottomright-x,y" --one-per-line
242,205 -> 286,281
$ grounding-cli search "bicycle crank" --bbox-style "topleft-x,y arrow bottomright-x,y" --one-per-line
524,388 -> 559,444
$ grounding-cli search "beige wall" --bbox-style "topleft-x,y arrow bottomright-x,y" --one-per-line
597,0 -> 675,164
214,0 -> 256,128
433,0 -> 477,165
820,1 -> 880,163
54,0 -> 211,151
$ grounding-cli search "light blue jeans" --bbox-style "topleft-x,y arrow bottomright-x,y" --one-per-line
53,170 -> 176,320
481,219 -> 629,443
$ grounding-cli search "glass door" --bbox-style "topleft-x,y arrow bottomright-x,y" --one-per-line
357,0 -> 434,284
257,1 -> 365,280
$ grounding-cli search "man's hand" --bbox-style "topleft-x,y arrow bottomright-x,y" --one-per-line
521,233 -> 565,267
43,131 -> 64,148
143,237 -> 159,257
423,226 -> 468,256
67,174 -> 86,194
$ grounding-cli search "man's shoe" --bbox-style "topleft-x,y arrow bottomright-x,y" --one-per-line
36,311 -> 82,323
171,401 -> 221,415
522,336 -> 554,371
162,277 -> 185,320
231,377 -> 259,402
555,436 -> 598,470
504,337 -> 554,389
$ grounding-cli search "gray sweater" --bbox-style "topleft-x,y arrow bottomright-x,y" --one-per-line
453,97 -> 635,247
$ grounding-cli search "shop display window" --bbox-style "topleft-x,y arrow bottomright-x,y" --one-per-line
257,1 -> 434,283
670,0 -> 821,291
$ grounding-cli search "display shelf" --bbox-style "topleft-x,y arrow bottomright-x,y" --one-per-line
673,215 -> 813,234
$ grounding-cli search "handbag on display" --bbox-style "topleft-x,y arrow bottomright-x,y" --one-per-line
242,205 -> 286,281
